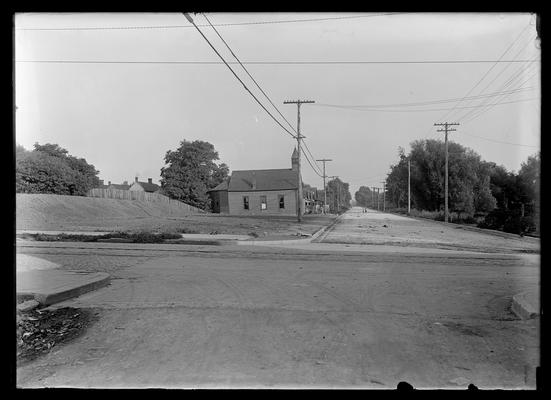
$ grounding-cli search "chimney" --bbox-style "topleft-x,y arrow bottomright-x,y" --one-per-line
148,178 -> 152,184
108,181 -> 111,186
135,177 -> 138,182
99,179 -> 104,186
251,172 -> 256,190
123,181 -> 128,185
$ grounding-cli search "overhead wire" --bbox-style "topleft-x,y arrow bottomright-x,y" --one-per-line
446,34 -> 537,120
15,59 -> 536,65
199,13 -> 325,176
312,86 -> 534,109
183,13 -> 296,139
312,96 -> 539,113
201,13 -> 298,135
435,22 -> 533,123
458,58 -> 540,123
15,13 -> 406,31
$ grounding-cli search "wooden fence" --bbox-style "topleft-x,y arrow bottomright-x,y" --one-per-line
86,188 -> 205,213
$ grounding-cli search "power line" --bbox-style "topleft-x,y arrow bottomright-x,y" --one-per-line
301,148 -> 324,178
447,33 -> 537,119
312,97 -> 539,113
436,22 -> 533,122
311,87 -> 534,109
445,32 -> 537,122
201,13 -> 297,134
14,59 -> 537,65
182,13 -> 296,139
302,140 -> 324,174
15,13 -> 406,31
460,132 -> 539,148
458,59 -> 540,123
450,32 -> 539,123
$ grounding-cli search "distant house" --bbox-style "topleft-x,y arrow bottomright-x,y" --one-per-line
208,149 -> 304,216
129,177 -> 161,193
96,180 -> 109,189
303,186 -> 324,214
96,180 -> 130,190
107,181 -> 130,191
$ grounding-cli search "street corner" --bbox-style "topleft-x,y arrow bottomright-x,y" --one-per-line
16,254 -> 61,273
511,291 -> 539,320
17,269 -> 111,307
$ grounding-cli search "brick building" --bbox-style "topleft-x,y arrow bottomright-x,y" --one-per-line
208,149 -> 303,216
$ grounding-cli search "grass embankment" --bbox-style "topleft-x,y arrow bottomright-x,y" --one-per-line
17,193 -> 336,237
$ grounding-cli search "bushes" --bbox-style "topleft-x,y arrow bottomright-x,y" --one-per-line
477,208 -> 536,234
25,231 -> 183,243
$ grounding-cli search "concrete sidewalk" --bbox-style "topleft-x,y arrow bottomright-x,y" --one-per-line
16,255 -> 111,308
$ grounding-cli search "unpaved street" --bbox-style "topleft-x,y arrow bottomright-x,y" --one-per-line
318,207 -> 539,254
16,209 -> 539,388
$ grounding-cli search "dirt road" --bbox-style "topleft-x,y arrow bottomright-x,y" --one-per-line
318,207 -> 539,254
16,239 -> 539,388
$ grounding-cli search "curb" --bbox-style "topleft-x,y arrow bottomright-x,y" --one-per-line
238,215 -> 340,246
311,214 -> 344,243
511,291 -> 539,320
17,300 -> 40,312
18,273 -> 111,307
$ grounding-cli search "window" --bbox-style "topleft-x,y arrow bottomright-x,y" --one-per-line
243,196 -> 249,210
260,195 -> 267,210
278,195 -> 285,209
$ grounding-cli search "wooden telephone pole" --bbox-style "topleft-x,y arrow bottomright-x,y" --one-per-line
284,99 -> 315,222
380,181 -> 386,212
316,158 -> 332,214
408,158 -> 411,215
434,122 -> 459,223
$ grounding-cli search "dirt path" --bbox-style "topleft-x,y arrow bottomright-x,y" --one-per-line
320,207 -> 539,254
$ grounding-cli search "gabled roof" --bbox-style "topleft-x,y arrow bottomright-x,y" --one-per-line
108,183 -> 130,190
208,179 -> 229,192
133,181 -> 160,193
228,169 -> 298,192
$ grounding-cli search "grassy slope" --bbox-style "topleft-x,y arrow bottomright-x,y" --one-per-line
16,193 -> 335,236
16,193 -> 200,231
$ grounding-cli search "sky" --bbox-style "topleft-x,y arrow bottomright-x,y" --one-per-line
14,12 -> 540,196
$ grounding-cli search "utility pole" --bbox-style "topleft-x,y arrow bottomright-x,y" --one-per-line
284,99 -> 315,222
408,158 -> 411,215
329,176 -> 339,214
380,181 -> 386,212
316,158 -> 332,214
434,122 -> 459,223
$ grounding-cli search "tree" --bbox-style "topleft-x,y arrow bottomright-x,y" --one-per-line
16,143 -> 100,195
327,177 -> 351,213
160,140 -> 229,210
517,152 -> 540,206
385,139 -> 496,218
354,186 -> 373,208
385,147 -> 408,209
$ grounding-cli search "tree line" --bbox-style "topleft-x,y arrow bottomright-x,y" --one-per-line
354,139 -> 540,235
15,140 -> 230,211
16,139 -> 355,215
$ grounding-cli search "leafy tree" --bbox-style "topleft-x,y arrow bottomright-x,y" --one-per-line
16,143 -> 100,195
355,186 -> 374,208
517,152 -> 540,206
385,139 -> 496,218
160,140 -> 229,210
327,177 -> 351,213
